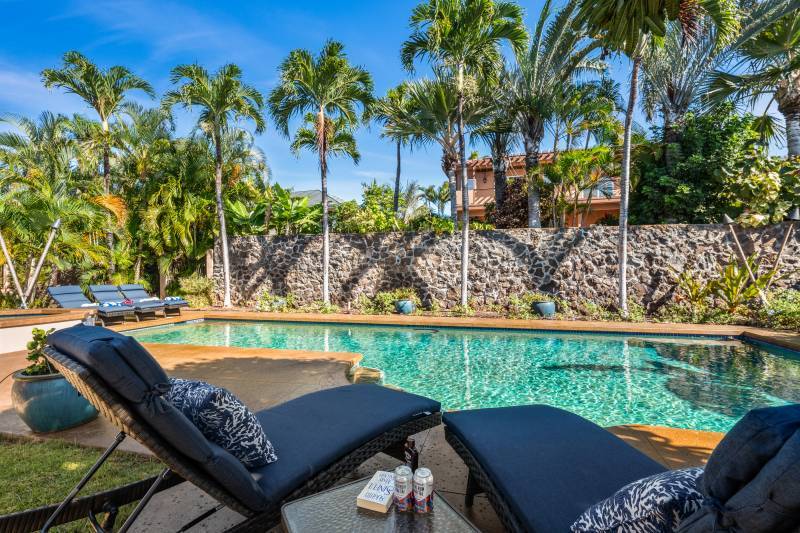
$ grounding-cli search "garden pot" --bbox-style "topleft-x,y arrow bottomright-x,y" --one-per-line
532,301 -> 556,318
395,299 -> 416,315
11,371 -> 98,433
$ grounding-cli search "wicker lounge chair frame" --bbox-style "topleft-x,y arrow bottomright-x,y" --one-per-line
445,430 -> 525,533
11,345 -> 441,532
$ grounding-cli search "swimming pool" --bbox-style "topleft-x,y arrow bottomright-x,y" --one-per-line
127,320 -> 800,432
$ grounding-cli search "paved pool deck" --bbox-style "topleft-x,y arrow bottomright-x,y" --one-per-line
0,334 -> 726,532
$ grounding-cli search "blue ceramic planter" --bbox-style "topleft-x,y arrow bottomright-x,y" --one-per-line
11,372 -> 98,433
395,299 -> 417,315
532,301 -> 556,318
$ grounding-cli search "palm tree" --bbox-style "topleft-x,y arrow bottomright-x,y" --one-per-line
42,51 -> 154,272
163,63 -> 265,308
639,1 -> 795,146
706,6 -> 800,157
0,112 -> 115,298
576,0 -> 740,316
372,83 -> 413,215
141,140 -> 215,297
268,41 -> 373,304
472,69 -> 517,211
386,77 -> 462,225
397,181 -> 429,224
511,0 -> 603,228
402,0 -> 526,307
116,103 -> 174,279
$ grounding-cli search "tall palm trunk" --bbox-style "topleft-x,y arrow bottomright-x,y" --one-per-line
523,124 -> 542,228
777,69 -> 800,158
318,108 -> 331,304
102,119 -> 115,274
214,131 -> 233,308
393,140 -> 402,215
618,56 -> 641,318
786,110 -> 800,158
493,154 -> 508,211
443,154 -> 458,225
457,66 -> 469,307
0,230 -> 26,307
158,261 -> 169,299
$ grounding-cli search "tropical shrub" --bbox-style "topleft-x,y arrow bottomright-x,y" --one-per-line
178,274 -> 215,308
356,288 -> 421,314
711,256 -> 772,314
23,328 -> 56,376
451,304 -> 475,317
302,301 -> 340,314
256,292 -> 297,312
675,269 -> 713,319
760,290 -> 800,331
508,291 -> 558,318
630,104 -> 791,224
410,214 -> 455,233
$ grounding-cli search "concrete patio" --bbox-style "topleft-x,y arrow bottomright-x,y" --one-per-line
0,339 -> 724,532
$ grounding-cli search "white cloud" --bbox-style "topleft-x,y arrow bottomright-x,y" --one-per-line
58,0 -> 280,64
0,61 -> 89,116
354,169 -> 394,181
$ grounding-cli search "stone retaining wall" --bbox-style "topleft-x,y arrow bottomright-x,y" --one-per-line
214,224 -> 800,309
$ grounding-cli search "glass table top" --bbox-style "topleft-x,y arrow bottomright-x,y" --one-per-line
282,477 -> 480,533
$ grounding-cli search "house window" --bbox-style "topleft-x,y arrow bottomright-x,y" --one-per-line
597,178 -> 614,198
581,178 -> 615,199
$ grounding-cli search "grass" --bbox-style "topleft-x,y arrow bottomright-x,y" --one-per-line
0,434 -> 163,531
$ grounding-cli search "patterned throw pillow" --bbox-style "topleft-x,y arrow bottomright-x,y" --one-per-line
166,377 -> 277,468
571,467 -> 704,533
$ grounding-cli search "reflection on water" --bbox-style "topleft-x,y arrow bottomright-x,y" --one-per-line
129,321 -> 800,432
639,340 -> 800,418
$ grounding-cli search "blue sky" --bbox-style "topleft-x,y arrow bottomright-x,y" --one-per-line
0,0 -> 639,200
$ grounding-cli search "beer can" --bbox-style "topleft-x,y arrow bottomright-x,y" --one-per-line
413,467 -> 434,513
393,465 -> 413,512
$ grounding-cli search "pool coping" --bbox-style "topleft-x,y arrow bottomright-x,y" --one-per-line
108,310 -> 800,353
0,309 -> 85,329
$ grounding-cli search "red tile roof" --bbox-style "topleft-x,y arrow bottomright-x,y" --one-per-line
461,153 -> 556,171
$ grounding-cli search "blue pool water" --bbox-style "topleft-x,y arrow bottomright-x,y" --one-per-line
127,320 -> 800,432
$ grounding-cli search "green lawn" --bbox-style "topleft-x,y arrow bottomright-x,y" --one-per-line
0,435 -> 163,531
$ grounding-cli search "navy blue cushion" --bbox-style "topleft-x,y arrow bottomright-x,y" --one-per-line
679,405 -> 800,533
166,378 -> 277,468
133,300 -> 165,310
46,325 -> 268,510
249,385 -> 440,506
48,325 -> 168,404
444,406 -> 666,532
701,404 -> 800,502
572,467 -> 704,532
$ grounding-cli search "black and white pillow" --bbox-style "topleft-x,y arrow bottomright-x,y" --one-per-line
166,377 -> 277,468
571,467 -> 704,533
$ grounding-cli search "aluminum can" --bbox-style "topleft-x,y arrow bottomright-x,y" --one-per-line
393,465 -> 413,511
413,467 -> 434,513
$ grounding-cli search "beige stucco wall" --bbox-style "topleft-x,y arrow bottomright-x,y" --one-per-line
0,320 -> 81,354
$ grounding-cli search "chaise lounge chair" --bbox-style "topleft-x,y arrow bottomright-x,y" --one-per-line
444,405 -> 800,533
118,283 -> 189,316
89,284 -> 166,321
0,325 -> 441,532
47,285 -> 135,326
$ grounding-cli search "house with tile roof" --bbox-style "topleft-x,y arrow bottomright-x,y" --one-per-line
455,153 -> 621,227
